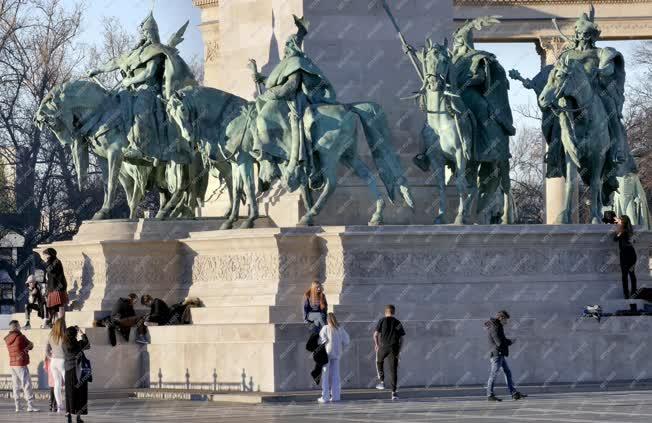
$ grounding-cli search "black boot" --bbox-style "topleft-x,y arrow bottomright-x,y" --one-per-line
76,414 -> 84,423
487,394 -> 502,402
512,392 -> 527,400
66,413 -> 72,423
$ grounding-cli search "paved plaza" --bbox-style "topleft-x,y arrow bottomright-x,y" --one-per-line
2,389 -> 651,423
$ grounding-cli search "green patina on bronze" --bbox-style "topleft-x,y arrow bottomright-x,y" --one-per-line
384,1 -> 514,225
511,5 -> 651,226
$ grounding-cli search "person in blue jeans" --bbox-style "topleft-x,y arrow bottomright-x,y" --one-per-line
484,310 -> 526,401
303,281 -> 327,333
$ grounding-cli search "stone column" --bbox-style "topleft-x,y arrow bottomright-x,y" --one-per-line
536,36 -> 578,224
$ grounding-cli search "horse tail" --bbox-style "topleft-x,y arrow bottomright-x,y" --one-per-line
349,102 -> 414,209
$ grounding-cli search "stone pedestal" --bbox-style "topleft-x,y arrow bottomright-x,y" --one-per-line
17,223 -> 651,392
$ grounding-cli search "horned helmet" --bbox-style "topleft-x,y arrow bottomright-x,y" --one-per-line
573,6 -> 601,46
139,12 -> 161,44
284,15 -> 309,58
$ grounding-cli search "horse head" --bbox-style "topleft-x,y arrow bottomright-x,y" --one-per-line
421,37 -> 451,92
539,56 -> 590,112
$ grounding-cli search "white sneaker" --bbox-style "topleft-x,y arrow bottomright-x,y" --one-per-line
317,397 -> 328,404
15,406 -> 19,413
391,392 -> 399,401
375,382 -> 385,390
27,407 -> 39,412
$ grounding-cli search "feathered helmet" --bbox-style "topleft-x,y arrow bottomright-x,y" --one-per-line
286,15 -> 309,51
139,12 -> 161,43
574,5 -> 601,41
453,16 -> 501,49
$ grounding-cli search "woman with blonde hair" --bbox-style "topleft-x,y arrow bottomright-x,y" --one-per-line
303,281 -> 327,333
46,318 -> 66,413
318,312 -> 350,403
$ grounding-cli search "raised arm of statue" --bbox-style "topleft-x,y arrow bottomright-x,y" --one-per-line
88,59 -> 121,77
261,72 -> 301,101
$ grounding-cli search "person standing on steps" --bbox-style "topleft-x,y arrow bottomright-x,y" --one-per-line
43,248 -> 68,327
63,325 -> 90,423
614,215 -> 638,299
317,312 -> 350,403
303,281 -> 328,334
4,320 -> 39,413
46,319 -> 67,414
485,310 -> 526,401
374,304 -> 405,400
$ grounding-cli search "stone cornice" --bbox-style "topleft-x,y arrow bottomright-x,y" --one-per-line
192,0 -> 219,8
455,0 -> 651,4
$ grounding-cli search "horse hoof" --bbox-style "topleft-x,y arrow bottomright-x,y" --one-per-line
434,214 -> 446,225
297,216 -> 314,227
591,217 -> 600,224
454,216 -> 465,225
92,209 -> 111,220
368,215 -> 383,226
220,221 -> 234,230
239,220 -> 255,229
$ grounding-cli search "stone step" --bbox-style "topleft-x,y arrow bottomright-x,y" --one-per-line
187,300 -> 650,324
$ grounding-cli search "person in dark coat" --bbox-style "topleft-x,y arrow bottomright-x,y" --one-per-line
107,293 -> 144,345
484,310 -> 526,401
138,295 -> 171,344
614,215 -> 637,299
303,281 -> 327,334
63,326 -> 90,423
43,248 -> 68,327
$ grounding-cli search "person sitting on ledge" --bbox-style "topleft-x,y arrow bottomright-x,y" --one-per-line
303,280 -> 328,334
139,294 -> 172,344
107,293 -> 143,346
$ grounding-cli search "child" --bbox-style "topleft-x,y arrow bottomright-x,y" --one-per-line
44,355 -> 58,412
24,275 -> 45,329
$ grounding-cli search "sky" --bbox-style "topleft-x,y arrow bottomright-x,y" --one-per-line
63,1 -> 646,131
64,0 -> 204,61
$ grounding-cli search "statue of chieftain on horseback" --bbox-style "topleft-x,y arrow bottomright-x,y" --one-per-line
384,2 -> 514,224
36,12 -> 413,227
511,5 -> 651,226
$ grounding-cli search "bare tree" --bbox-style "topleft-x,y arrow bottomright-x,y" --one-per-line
509,127 -> 545,223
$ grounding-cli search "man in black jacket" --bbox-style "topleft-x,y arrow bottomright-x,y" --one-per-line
108,293 -> 142,346
485,310 -> 526,401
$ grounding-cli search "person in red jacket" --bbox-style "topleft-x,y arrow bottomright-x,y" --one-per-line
4,320 -> 39,413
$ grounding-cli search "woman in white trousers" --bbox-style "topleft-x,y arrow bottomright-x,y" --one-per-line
318,312 -> 350,403
46,319 -> 67,413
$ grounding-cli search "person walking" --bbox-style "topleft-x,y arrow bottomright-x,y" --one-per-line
24,275 -> 45,329
614,215 -> 637,299
4,320 -> 39,413
373,304 -> 405,400
46,319 -> 66,413
43,248 -> 68,327
303,281 -> 328,334
485,310 -> 526,401
317,312 -> 350,403
63,325 -> 90,423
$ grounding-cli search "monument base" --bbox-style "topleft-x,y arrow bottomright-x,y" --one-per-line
5,224 -> 649,392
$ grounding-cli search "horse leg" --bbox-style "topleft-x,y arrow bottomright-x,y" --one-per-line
345,155 -> 385,226
454,152 -> 473,225
93,157 -> 111,220
220,162 -> 242,230
118,169 -> 137,219
559,153 -> 576,224
239,155 -> 260,229
215,161 -> 234,218
98,145 -> 123,220
298,165 -> 336,227
499,160 -> 514,224
590,172 -> 603,224
476,162 -> 500,225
